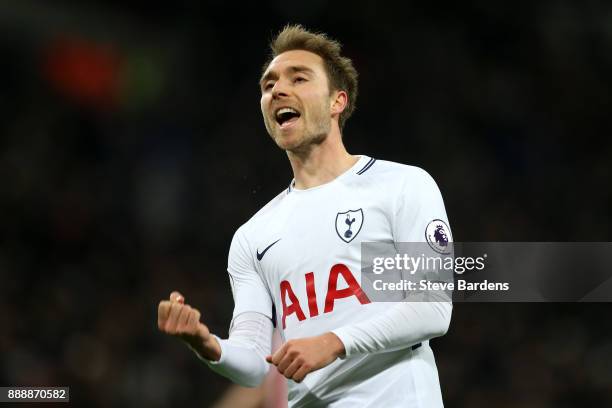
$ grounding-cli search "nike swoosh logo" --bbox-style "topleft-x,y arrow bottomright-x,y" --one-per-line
256,239 -> 281,261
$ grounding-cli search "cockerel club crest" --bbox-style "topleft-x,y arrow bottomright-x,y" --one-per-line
335,209 -> 364,243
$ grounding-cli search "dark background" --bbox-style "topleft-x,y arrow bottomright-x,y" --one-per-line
1,1 -> 611,406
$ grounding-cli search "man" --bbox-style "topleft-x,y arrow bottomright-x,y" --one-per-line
158,25 -> 452,407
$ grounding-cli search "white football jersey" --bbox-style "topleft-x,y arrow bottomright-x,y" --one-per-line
227,155 -> 451,407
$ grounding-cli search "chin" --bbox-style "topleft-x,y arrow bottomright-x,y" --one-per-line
275,138 -> 302,152
272,130 -> 304,151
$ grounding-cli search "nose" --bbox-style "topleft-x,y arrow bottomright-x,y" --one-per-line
271,79 -> 290,99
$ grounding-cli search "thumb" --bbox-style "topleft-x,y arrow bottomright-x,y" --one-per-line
266,355 -> 273,363
170,291 -> 184,304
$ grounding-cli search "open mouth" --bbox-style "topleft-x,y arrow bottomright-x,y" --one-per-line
275,107 -> 301,128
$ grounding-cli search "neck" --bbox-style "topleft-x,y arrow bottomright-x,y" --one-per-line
287,127 -> 358,190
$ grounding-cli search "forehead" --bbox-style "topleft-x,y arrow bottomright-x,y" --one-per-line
264,50 -> 326,76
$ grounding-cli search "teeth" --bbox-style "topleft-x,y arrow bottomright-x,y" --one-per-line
276,107 -> 298,118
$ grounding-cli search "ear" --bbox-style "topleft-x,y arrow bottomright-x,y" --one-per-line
330,90 -> 348,116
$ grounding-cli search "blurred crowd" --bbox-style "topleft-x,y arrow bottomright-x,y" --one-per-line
1,0 -> 611,406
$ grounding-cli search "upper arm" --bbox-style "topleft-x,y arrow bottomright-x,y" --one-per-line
227,228 -> 274,320
392,168 -> 454,297
393,168 -> 452,243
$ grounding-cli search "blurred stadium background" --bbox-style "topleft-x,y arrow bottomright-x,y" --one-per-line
1,1 -> 611,406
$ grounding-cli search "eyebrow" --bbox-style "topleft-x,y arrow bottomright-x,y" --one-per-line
259,65 -> 316,86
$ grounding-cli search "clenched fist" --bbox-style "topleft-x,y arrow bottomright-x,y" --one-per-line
157,291 -> 221,361
266,333 -> 345,383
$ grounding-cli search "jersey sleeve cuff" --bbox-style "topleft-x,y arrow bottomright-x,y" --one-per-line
193,334 -> 226,366
331,328 -> 355,359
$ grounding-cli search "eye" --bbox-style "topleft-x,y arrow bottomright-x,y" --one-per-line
263,82 -> 274,91
294,76 -> 307,84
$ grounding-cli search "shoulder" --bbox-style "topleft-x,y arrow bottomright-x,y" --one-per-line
234,188 -> 289,239
357,157 -> 440,193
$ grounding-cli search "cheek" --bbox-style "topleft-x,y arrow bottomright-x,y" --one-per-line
260,96 -> 269,114
307,94 -> 331,118
302,90 -> 327,112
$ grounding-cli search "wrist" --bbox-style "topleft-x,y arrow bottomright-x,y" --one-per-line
324,332 -> 346,358
188,334 -> 221,362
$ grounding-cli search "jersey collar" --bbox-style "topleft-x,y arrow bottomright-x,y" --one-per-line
286,155 -> 371,194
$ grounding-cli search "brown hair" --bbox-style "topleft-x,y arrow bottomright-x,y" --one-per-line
262,24 -> 358,130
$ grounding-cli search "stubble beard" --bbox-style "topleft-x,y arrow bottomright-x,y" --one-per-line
265,104 -> 331,155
